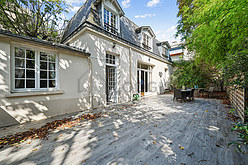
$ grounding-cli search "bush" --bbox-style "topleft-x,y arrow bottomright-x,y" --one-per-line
229,108 -> 248,153
171,60 -> 215,89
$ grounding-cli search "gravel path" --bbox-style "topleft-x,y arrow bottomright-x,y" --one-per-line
0,94 -> 247,165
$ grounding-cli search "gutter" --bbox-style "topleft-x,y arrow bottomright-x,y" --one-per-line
87,57 -> 93,109
129,48 -> 132,101
0,30 -> 91,57
61,21 -> 173,65
64,22 -> 173,65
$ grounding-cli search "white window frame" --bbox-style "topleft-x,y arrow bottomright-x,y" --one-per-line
102,4 -> 120,34
137,62 -> 153,96
106,53 -> 119,103
11,44 -> 59,92
142,32 -> 152,50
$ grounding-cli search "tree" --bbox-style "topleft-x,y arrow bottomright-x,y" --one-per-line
223,51 -> 248,88
0,0 -> 69,42
176,0 -> 248,87
171,60 -> 216,89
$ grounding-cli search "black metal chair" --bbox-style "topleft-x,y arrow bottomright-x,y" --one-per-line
173,89 -> 183,101
189,88 -> 195,101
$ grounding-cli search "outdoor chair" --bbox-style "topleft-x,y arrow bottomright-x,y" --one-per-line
173,89 -> 183,101
201,87 -> 215,98
189,88 -> 195,101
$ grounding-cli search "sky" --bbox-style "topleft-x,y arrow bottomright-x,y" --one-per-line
65,0 -> 181,44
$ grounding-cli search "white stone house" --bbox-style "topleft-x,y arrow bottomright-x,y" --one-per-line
0,0 -> 173,127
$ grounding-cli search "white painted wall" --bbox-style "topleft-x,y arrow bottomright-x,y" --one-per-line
0,38 -> 91,127
69,29 -> 172,103
0,28 -> 173,127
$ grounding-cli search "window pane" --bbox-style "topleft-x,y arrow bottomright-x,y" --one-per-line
40,62 -> 47,70
49,80 -> 56,88
49,63 -> 55,70
15,79 -> 25,88
49,71 -> 56,79
26,80 -> 35,88
40,52 -> 47,61
26,60 -> 35,69
40,71 -> 47,79
26,50 -> 35,59
40,80 -> 47,88
49,55 -> 56,62
15,58 -> 25,68
26,70 -> 35,78
15,48 -> 25,58
15,69 -> 25,78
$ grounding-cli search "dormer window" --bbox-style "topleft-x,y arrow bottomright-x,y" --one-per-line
142,33 -> 151,50
104,8 -> 118,34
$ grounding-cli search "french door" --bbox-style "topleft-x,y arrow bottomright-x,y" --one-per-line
106,54 -> 118,103
106,66 -> 117,103
137,63 -> 152,96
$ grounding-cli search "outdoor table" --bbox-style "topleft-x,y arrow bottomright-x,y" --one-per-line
181,89 -> 192,100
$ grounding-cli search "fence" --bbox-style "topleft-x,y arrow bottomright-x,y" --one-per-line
227,87 -> 248,122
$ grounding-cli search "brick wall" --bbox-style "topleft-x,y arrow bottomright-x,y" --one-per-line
227,87 -> 248,122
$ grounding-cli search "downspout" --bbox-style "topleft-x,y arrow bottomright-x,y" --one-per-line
87,57 -> 93,109
129,48 -> 132,102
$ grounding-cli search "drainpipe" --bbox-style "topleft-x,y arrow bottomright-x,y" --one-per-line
87,57 -> 93,109
129,48 -> 132,102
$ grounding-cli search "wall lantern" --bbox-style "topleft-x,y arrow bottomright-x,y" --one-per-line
159,72 -> 163,77
113,42 -> 116,49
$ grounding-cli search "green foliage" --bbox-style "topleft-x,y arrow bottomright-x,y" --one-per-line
229,108 -> 248,153
229,122 -> 248,153
171,60 -> 213,88
176,0 -> 248,87
0,0 -> 69,42
223,51 -> 248,89
229,109 -> 235,115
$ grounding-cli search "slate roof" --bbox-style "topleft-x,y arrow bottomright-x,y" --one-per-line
61,0 -> 170,59
0,30 -> 91,57
62,0 -> 94,42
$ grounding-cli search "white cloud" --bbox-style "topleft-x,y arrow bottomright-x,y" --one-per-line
66,0 -> 85,6
66,0 -> 86,12
155,25 -> 181,44
147,0 -> 160,7
166,25 -> 177,33
121,0 -> 131,9
71,6 -> 81,12
135,14 -> 156,18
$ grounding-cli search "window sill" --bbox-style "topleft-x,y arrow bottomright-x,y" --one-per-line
5,90 -> 64,98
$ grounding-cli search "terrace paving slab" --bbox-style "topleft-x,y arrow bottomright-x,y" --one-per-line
0,94 -> 247,165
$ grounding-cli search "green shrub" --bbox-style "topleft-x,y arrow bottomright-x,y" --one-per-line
229,108 -> 248,153
171,60 -> 216,89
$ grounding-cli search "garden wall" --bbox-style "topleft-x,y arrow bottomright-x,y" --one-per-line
227,87 -> 248,122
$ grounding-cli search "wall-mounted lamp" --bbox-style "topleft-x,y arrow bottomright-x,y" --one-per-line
113,42 -> 116,49
159,72 -> 163,77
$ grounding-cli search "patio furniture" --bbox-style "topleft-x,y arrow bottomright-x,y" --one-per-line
201,87 -> 215,98
173,89 -> 183,101
181,89 -> 192,100
173,88 -> 195,102
189,88 -> 195,101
